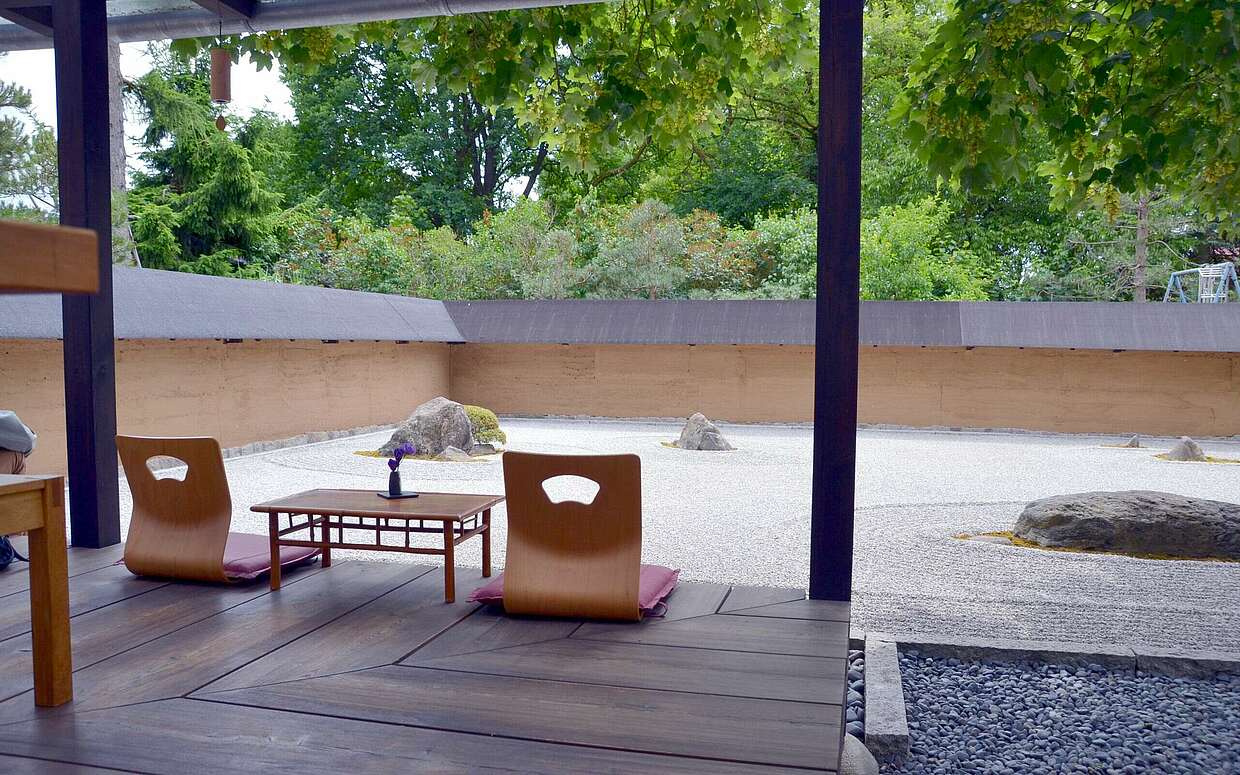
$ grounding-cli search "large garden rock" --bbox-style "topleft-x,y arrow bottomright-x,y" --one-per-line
1165,437 -> 1207,462
1014,491 -> 1240,560
675,413 -> 733,451
380,396 -> 473,457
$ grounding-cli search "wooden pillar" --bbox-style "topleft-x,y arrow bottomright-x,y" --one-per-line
809,0 -> 862,601
53,0 -> 121,548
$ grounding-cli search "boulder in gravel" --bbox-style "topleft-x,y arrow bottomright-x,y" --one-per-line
436,446 -> 474,462
1121,435 -> 1142,448
840,734 -> 879,775
1014,490 -> 1240,560
380,397 -> 473,457
1164,436 -> 1207,462
468,442 -> 498,456
674,412 -> 733,451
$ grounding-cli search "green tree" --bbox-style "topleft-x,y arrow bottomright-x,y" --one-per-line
0,77 -> 57,219
897,0 -> 1240,300
279,41 -> 542,231
588,200 -> 686,299
127,46 -> 284,277
173,1 -> 815,180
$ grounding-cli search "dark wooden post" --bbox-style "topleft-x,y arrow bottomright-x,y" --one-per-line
809,0 -> 863,601
53,0 -> 121,547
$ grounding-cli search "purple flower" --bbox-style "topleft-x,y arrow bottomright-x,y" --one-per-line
388,442 -> 417,469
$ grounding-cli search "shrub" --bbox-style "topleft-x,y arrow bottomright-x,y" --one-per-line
464,405 -> 507,445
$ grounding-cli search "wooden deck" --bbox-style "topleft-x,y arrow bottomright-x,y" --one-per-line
0,543 -> 848,773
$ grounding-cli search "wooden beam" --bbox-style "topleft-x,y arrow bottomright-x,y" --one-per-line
0,221 -> 98,293
189,0 -> 256,20
808,0 -> 862,602
0,5 -> 52,35
53,0 -> 121,548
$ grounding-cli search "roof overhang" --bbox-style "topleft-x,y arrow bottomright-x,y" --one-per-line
0,0 -> 602,51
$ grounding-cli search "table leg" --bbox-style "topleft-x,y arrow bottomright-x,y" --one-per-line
481,509 -> 492,578
268,512 -> 282,591
442,522 -> 455,604
319,514 -> 332,567
29,481 -> 71,707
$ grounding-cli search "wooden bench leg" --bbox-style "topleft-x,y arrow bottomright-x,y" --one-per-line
481,509 -> 491,578
268,512 -> 282,591
29,482 -> 71,707
442,522 -> 455,604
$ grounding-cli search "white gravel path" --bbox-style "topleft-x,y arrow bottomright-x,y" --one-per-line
108,418 -> 1240,652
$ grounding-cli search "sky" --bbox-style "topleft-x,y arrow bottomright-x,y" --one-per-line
0,42 -> 293,171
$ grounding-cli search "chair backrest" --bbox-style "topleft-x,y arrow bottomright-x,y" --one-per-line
501,451 -> 642,620
116,435 -> 231,583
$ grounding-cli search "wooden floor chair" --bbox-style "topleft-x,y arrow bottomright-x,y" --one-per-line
117,435 -> 317,583
497,451 -> 677,621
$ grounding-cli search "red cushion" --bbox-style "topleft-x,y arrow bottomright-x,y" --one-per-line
222,532 -> 319,581
468,564 -> 680,617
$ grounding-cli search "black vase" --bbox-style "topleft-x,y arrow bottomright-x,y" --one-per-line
388,469 -> 402,496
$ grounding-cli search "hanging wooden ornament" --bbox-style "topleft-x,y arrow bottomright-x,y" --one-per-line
210,47 -> 232,105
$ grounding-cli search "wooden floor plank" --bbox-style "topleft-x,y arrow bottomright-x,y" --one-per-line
724,599 -> 852,623
575,612 -> 849,657
0,541 -> 126,598
0,698 -> 816,774
195,565 -> 477,694
0,753 -> 115,773
653,581 -> 730,621
408,604 -> 581,661
0,571 -> 303,704
0,560 -> 412,723
0,564 -> 165,642
718,585 -> 807,613
406,637 -> 845,703
205,665 -> 841,770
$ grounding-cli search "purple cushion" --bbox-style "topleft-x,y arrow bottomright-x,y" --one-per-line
223,532 -> 319,581
468,564 -> 680,617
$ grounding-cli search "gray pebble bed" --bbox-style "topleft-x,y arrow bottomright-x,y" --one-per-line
847,648 -> 866,739
885,652 -> 1240,775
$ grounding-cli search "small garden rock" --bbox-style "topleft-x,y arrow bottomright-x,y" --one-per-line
468,442 -> 498,456
1122,435 -> 1142,448
380,396 -> 473,457
674,412 -> 733,451
1165,436 -> 1207,462
436,446 -> 474,462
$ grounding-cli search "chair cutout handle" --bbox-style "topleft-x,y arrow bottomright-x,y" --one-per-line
541,475 -> 601,505
146,455 -> 189,481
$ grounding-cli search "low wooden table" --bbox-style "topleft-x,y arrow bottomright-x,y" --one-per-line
0,475 -> 72,707
251,489 -> 504,603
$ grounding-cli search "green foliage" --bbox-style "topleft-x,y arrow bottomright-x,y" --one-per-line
278,41 -> 542,231
127,47 -> 283,276
173,1 -> 816,176
464,405 -> 507,445
589,200 -> 687,299
898,0 -> 1240,229
860,198 -> 986,301
0,73 -> 57,219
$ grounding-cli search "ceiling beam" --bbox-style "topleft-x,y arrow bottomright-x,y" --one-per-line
0,0 -> 605,51
0,5 -> 51,35
189,0 -> 257,20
